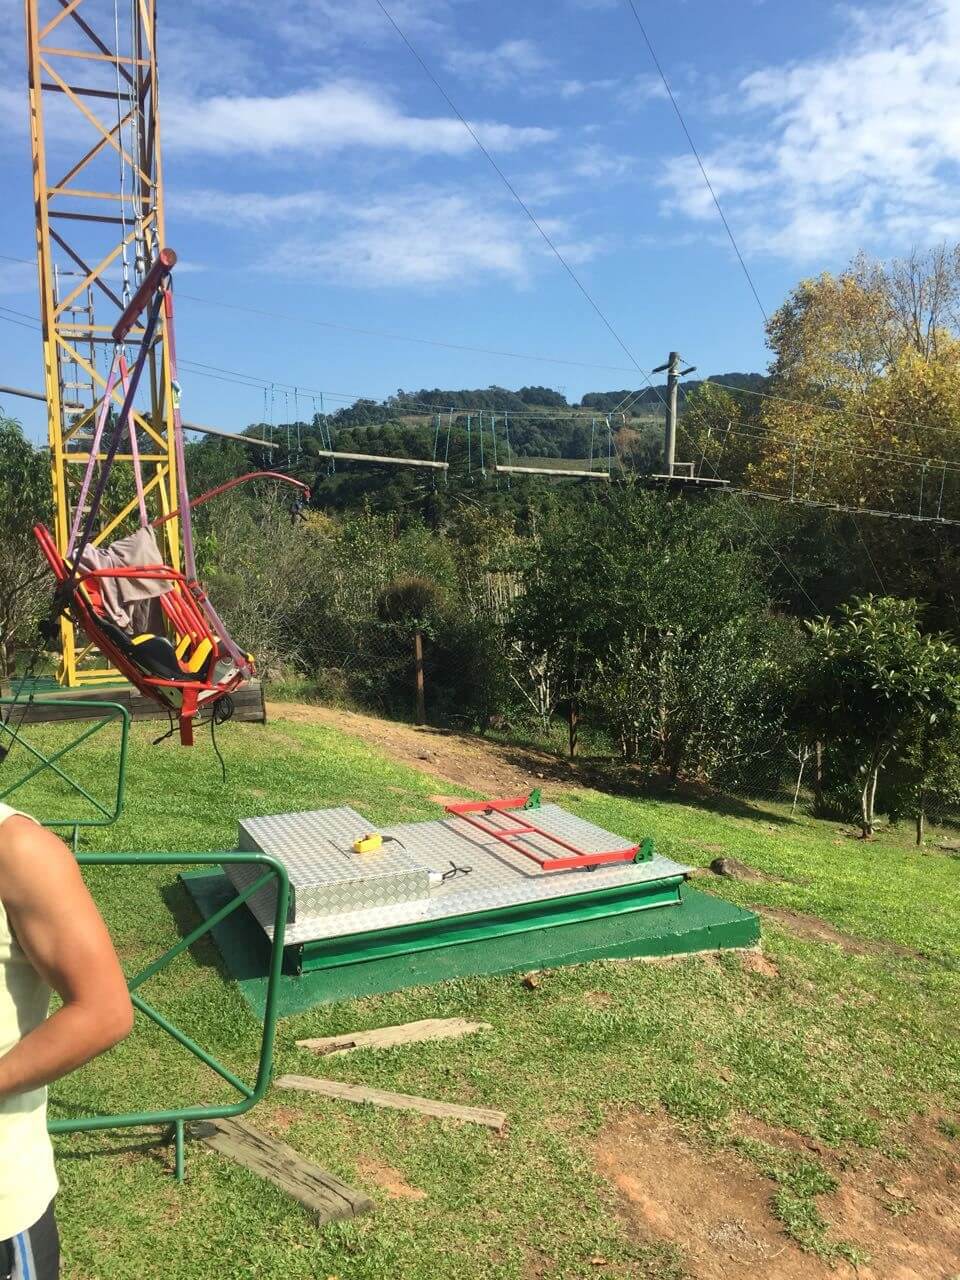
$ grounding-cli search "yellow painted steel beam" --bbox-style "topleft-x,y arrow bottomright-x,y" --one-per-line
25,0 -> 180,686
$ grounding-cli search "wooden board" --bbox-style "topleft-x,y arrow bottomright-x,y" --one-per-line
276,1075 -> 507,1133
189,1114 -> 374,1224
296,1017 -> 492,1057
11,679 -> 266,726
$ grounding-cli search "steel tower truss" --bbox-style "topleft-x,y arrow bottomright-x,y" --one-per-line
25,0 -> 179,686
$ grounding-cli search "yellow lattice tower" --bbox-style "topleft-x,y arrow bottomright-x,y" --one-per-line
24,0 -> 180,686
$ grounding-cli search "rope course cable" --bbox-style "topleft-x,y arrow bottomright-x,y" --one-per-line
620,0 -> 768,324
849,512 -> 887,592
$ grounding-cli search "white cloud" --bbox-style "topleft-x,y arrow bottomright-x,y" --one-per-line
164,80 -> 554,157
617,74 -> 669,110
230,187 -> 606,289
267,0 -> 450,54
0,260 -> 36,296
570,144 -> 634,181
444,38 -> 549,86
558,77 -> 619,99
659,0 -> 960,261
171,189 -> 332,225
268,192 -> 533,287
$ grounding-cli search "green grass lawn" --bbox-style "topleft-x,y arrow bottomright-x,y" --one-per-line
3,710 -> 960,1279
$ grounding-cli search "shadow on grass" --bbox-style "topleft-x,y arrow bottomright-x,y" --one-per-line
160,877 -> 276,984
481,735 -> 799,827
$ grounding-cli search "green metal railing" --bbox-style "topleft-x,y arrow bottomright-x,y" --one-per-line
0,698 -> 129,849
49,852 -> 289,1181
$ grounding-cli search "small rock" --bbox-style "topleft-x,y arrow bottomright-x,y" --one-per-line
709,856 -> 769,883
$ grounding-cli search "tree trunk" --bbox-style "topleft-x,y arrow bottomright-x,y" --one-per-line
813,740 -> 824,815
413,630 -> 426,726
915,791 -> 926,846
860,752 -> 881,838
791,746 -> 809,816
567,697 -> 579,759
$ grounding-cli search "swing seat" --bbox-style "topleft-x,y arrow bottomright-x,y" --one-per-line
33,524 -> 252,745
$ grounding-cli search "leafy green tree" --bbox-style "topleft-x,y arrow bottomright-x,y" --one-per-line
508,501 -> 609,756
0,417 -> 50,679
378,576 -> 444,725
801,596 -> 960,837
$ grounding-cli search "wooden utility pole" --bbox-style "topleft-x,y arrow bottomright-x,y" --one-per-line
664,350 -> 680,477
413,630 -> 426,725
652,352 -> 696,478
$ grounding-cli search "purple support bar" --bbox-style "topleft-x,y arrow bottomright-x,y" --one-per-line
112,248 -> 177,343
67,356 -> 121,556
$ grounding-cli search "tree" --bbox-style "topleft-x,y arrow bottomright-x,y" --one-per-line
507,499 -> 616,756
801,596 -> 960,838
378,576 -> 444,725
0,417 -> 50,680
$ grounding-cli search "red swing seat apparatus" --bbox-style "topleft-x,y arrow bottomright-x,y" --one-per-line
29,246 -> 306,748
33,523 -> 249,746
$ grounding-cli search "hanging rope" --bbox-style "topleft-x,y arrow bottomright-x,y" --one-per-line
478,410 -> 485,474
466,413 -> 472,474
294,386 -> 302,460
606,414 -> 613,476
443,409 -> 453,483
490,413 -> 499,487
589,417 -> 596,472
503,411 -> 512,488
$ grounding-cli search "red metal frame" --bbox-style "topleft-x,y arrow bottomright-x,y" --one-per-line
151,472 -> 311,528
444,796 -> 639,872
34,523 -> 246,746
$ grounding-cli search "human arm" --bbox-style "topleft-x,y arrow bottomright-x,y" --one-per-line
0,817 -> 133,1098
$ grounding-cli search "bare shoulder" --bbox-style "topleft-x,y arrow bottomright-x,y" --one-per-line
0,818 -> 79,902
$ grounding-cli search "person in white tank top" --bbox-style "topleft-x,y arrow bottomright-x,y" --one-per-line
0,803 -> 132,1279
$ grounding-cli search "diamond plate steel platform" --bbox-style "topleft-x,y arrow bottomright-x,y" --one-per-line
225,803 -> 690,948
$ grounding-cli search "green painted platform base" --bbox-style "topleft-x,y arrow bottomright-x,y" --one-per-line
180,870 -> 760,1019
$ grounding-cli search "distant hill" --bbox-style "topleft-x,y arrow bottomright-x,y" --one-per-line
336,374 -> 769,420
580,372 -> 768,413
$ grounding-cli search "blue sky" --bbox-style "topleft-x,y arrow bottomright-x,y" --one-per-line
2,0 -> 960,441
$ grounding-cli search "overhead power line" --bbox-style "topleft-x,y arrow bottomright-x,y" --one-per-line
621,0 -> 768,324
2,247 -> 644,378
374,0 -> 654,386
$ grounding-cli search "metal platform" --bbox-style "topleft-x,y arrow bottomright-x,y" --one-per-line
225,804 -> 690,970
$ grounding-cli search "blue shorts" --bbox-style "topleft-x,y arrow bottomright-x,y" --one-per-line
0,1203 -> 59,1280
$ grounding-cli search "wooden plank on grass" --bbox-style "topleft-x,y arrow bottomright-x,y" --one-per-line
276,1075 -> 508,1133
296,1017 -> 492,1057
189,1114 -> 374,1224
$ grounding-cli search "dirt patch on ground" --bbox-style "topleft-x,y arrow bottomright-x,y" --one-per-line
596,1113 -> 841,1279
754,905 -> 921,962
595,1111 -> 960,1280
354,1155 -> 427,1200
269,701 -> 563,797
738,950 -> 781,978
